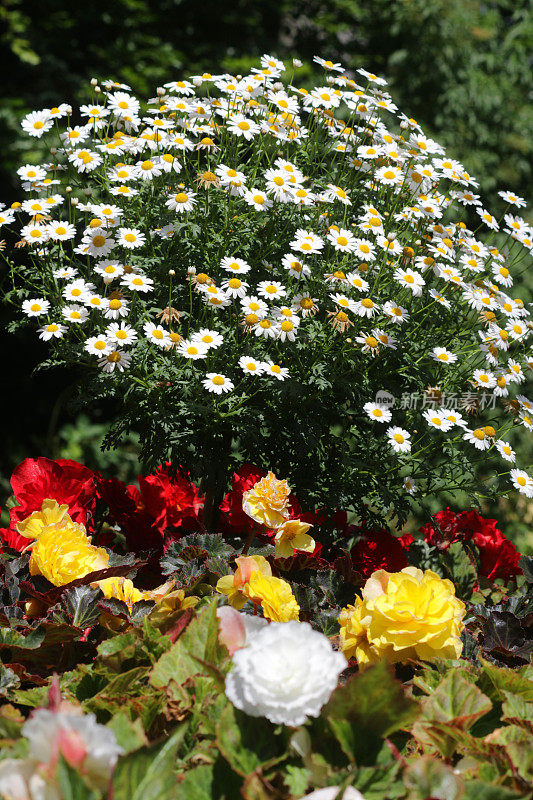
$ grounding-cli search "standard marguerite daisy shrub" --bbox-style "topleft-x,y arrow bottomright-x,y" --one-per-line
4,54 -> 533,528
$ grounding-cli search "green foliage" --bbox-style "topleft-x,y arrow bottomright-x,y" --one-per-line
149,601 -> 226,689
0,595 -> 531,797
111,723 -> 188,800
325,660 -> 420,763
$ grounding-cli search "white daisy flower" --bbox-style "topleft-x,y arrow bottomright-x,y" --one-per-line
240,296 -> 268,319
84,335 -> 112,357
191,329 -> 224,349
47,220 -> 76,241
463,428 -> 491,450
202,373 -> 234,394
327,228 -> 356,253
353,298 -> 379,318
473,369 -> 496,389
431,347 -> 457,364
38,322 -> 66,340
245,189 -> 273,211
103,297 -> 129,319
62,304 -> 89,324
99,350 -> 132,373
116,228 -> 146,250
105,323 -> 138,347
220,256 -> 251,275
121,273 -> 154,292
506,320 -> 527,340
239,356 -> 264,375
422,410 -> 454,432
79,229 -> 115,257
429,289 -> 451,309
403,476 -> 418,495
177,339 -> 209,360
53,267 -> 78,280
363,402 -> 392,423
383,301 -> 409,322
257,281 -> 287,301
63,279 -> 91,303
20,223 -> 48,244
221,277 -> 249,298
498,190 -> 526,208
345,273 -> 369,293
94,260 -> 124,283
387,426 -> 411,453
376,165 -> 403,185
21,110 -> 53,138
22,298 -> 50,317
394,267 -> 425,296
144,322 -> 171,347
510,469 -> 533,497
227,115 -> 260,140
166,190 -> 197,212
330,293 -> 358,313
476,208 -> 499,231
262,362 -> 289,380
136,158 -> 162,180
440,409 -> 467,428
253,318 -> 278,338
290,229 -> 324,254
495,440 -> 516,463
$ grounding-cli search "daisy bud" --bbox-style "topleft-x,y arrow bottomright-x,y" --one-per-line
83,188 -> 92,197
400,120 -> 409,129
188,266 -> 196,275
293,58 -> 303,68
386,232 -> 396,241
50,147 -> 57,156
94,86 -> 101,93
193,77 -> 202,87
65,185 -> 72,193
90,78 -> 98,86
157,87 -> 166,96
70,197 -> 79,206
168,269 -> 175,276
272,82 -> 283,91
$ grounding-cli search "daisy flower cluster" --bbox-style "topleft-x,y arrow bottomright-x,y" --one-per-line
4,54 -> 532,508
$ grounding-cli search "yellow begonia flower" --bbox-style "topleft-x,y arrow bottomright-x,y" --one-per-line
273,518 -> 315,558
97,577 -> 147,611
16,498 -> 71,540
147,582 -> 199,629
247,572 -> 300,622
242,471 -> 291,528
29,521 -> 109,587
339,566 -> 466,667
216,555 -> 272,609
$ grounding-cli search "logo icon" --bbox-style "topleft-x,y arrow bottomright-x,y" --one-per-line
375,389 -> 395,407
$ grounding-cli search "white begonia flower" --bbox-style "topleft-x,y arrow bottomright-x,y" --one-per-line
0,707 -> 123,800
23,708 -> 122,791
225,620 -> 346,727
300,788 -> 366,800
0,759 -> 54,800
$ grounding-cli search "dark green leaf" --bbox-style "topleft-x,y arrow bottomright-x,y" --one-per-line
216,703 -> 288,777
326,660 -> 419,763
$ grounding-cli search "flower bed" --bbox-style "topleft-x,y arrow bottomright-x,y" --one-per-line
1,50 -> 532,798
0,456 -> 531,798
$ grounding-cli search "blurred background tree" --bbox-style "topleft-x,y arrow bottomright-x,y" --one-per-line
1,0 -> 531,546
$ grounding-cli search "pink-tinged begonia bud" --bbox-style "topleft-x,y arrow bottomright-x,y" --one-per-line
217,606 -> 246,655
